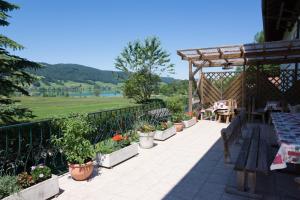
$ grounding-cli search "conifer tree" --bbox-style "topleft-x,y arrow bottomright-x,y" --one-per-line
0,0 -> 40,124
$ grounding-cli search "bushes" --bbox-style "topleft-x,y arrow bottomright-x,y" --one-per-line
31,166 -> 51,183
0,175 -> 20,199
52,113 -> 95,164
166,96 -> 184,114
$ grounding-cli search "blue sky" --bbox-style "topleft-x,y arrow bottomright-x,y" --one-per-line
4,0 -> 262,79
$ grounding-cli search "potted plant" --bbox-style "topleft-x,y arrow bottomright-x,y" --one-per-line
135,121 -> 156,149
95,131 -> 139,168
154,121 -> 176,141
2,165 -> 59,200
52,114 -> 95,181
182,113 -> 197,128
171,113 -> 184,132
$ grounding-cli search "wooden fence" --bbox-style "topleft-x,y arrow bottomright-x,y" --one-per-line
200,67 -> 300,108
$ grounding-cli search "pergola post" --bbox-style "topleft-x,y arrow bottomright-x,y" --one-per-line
188,60 -> 193,113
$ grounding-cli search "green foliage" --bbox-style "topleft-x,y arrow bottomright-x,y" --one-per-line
159,80 -> 188,96
254,31 -> 265,43
171,113 -> 184,123
115,37 -> 174,103
166,96 -> 184,114
95,131 -> 137,154
94,88 -> 100,97
51,114 -> 95,164
17,172 -> 34,189
0,175 -> 20,199
183,113 -> 192,120
123,70 -> 160,103
156,121 -> 173,131
0,0 -> 40,124
134,121 -> 155,133
31,165 -> 51,183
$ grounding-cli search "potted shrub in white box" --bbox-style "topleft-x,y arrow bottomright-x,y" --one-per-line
95,131 -> 139,168
182,113 -> 197,128
136,121 -> 156,149
2,165 -> 59,200
154,121 -> 176,141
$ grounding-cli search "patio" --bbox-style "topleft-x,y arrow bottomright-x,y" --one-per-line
54,120 -> 300,200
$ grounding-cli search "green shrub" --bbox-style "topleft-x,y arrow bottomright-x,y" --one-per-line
134,121 -> 155,133
95,131 -> 138,154
0,175 -> 20,199
166,97 -> 184,114
31,165 -> 51,183
171,113 -> 184,123
183,113 -> 192,120
52,113 -> 95,164
156,121 -> 173,131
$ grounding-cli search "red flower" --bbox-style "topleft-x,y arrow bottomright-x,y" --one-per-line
112,134 -> 123,141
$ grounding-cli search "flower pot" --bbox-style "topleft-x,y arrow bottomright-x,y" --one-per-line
138,131 -> 155,149
174,122 -> 184,132
4,175 -> 59,200
96,143 -> 138,168
154,126 -> 176,141
183,117 -> 197,128
193,116 -> 198,122
68,161 -> 94,181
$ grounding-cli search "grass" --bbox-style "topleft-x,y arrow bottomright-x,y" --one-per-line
15,96 -> 135,120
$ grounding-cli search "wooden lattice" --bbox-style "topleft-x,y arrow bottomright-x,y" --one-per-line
204,71 -> 241,92
201,67 -> 300,109
201,75 -> 221,106
223,73 -> 243,107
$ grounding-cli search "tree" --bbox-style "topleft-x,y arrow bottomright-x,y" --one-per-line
0,0 -> 40,124
254,31 -> 265,43
115,37 -> 174,103
93,85 -> 101,97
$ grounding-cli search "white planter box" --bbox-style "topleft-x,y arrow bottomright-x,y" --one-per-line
4,175 -> 59,200
183,117 -> 197,128
154,126 -> 176,141
96,143 -> 138,168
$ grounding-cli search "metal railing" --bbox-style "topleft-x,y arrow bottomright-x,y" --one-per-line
0,101 -> 167,175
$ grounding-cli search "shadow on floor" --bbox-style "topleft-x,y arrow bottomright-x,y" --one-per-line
161,136 -> 300,200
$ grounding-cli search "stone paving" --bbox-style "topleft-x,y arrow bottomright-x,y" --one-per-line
54,120 -> 300,200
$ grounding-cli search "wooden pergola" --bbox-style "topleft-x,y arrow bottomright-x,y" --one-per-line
177,39 -> 300,112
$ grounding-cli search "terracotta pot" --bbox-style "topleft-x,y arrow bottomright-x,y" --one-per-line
193,116 -> 198,122
68,161 -> 94,181
174,122 -> 184,132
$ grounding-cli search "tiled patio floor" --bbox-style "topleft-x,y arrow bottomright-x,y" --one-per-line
54,120 -> 300,200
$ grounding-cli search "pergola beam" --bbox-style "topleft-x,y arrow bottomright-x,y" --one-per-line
177,39 -> 300,67
179,39 -> 300,112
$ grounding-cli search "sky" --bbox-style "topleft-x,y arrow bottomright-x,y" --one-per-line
3,0 -> 263,79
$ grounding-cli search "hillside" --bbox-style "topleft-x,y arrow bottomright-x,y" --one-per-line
31,63 -> 176,84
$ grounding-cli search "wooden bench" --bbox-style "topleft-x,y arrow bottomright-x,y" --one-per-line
220,110 -> 246,163
231,126 -> 269,198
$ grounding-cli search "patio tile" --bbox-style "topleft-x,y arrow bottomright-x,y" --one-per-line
53,120 -> 300,200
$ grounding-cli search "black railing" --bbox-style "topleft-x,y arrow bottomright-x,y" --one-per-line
0,101 -> 167,175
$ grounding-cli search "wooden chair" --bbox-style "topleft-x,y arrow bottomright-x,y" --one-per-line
217,99 -> 235,123
248,97 -> 265,123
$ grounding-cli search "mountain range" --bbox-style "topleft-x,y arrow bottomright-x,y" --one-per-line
32,63 -> 176,84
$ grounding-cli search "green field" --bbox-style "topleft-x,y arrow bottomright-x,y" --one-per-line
15,96 -> 135,120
